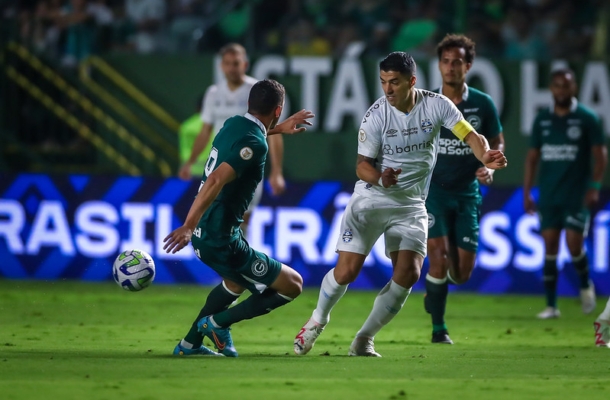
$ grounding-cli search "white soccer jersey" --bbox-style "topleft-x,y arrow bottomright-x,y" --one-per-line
355,89 -> 465,206
200,75 -> 258,131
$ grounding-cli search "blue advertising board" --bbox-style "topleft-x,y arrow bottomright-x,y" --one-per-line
1,173 -> 609,295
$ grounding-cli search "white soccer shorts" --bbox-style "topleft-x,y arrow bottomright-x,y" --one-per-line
336,193 -> 428,257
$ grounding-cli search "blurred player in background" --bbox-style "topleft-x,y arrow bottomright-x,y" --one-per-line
594,297 -> 610,347
178,43 -> 286,235
524,68 -> 607,319
293,52 -> 507,357
424,34 -> 504,345
178,95 -> 206,177
165,80 -> 314,357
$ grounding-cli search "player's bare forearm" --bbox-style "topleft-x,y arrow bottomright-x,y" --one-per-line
267,134 -> 284,175
490,133 -> 505,152
356,155 -> 381,185
464,131 -> 490,162
591,145 -> 608,184
187,123 -> 213,164
523,149 -> 540,194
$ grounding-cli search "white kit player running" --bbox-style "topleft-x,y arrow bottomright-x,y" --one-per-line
179,43 -> 286,232
293,52 -> 508,357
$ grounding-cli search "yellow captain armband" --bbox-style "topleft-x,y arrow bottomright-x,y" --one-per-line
451,119 -> 474,141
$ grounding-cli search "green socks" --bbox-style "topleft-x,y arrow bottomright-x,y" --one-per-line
212,289 -> 292,328
572,252 -> 590,289
425,274 -> 449,333
183,283 -> 240,347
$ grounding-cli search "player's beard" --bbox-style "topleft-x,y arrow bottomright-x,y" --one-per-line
554,96 -> 572,108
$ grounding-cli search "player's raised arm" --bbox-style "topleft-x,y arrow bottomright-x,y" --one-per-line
164,163 -> 237,254
268,109 -> 315,135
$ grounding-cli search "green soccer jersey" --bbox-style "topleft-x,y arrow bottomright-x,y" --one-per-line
431,85 -> 503,192
195,114 -> 268,244
530,100 -> 604,208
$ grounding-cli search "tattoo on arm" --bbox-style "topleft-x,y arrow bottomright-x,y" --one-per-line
489,133 -> 505,152
356,155 -> 377,168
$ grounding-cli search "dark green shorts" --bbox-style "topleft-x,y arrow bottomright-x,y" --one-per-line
425,184 -> 481,253
191,233 -> 282,294
538,205 -> 590,233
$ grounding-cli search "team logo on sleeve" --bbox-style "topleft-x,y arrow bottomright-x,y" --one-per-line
567,126 -> 581,140
240,147 -> 253,160
466,115 -> 481,130
251,258 -> 268,277
342,228 -> 353,243
358,129 -> 367,142
421,119 -> 433,134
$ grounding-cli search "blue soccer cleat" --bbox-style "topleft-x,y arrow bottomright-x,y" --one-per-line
173,341 -> 223,356
197,316 -> 239,357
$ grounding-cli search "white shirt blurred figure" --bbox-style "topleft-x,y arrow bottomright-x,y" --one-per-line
293,52 -> 508,357
179,43 -> 286,236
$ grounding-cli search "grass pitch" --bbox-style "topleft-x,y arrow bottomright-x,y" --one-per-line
0,280 -> 607,400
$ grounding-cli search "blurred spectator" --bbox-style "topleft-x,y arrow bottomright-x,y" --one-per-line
331,21 -> 365,58
124,0 -> 166,53
285,18 -> 331,57
55,0 -> 96,67
168,0 -> 204,53
5,0 -> 607,61
501,7 -> 548,60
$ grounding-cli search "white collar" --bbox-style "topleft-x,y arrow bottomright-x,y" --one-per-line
244,113 -> 268,136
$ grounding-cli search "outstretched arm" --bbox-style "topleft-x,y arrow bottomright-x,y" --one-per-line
164,162 -> 236,253
585,144 -> 608,208
476,133 -> 505,185
179,122 -> 213,180
267,134 -> 285,195
464,131 -> 507,170
268,109 -> 315,136
523,148 -> 540,214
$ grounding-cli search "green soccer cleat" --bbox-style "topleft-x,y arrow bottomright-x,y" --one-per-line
197,316 -> 239,357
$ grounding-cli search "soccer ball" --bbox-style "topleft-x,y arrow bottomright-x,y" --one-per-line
112,249 -> 155,291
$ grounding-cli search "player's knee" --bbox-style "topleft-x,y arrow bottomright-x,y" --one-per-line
284,271 -> 303,299
334,267 -> 359,285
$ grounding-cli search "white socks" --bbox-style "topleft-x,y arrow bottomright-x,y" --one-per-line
599,297 -> 610,320
312,269 -> 348,325
356,280 -> 411,338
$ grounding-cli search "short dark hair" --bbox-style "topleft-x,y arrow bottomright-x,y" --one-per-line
436,34 -> 476,64
551,67 -> 576,81
379,52 -> 416,77
219,42 -> 248,61
248,79 -> 285,115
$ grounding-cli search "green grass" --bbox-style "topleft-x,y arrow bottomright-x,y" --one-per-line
0,280 -> 607,400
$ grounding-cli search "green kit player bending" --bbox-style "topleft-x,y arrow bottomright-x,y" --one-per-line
425,34 -> 505,344
524,68 -> 607,319
164,79 -> 314,356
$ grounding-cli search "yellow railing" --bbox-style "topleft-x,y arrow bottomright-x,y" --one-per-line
79,56 -> 180,163
6,42 -> 172,176
6,66 -> 141,175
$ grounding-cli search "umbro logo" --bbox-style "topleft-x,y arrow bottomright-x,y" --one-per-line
386,129 -> 398,137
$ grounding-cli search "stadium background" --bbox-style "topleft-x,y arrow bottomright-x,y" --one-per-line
1,0 -> 609,296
